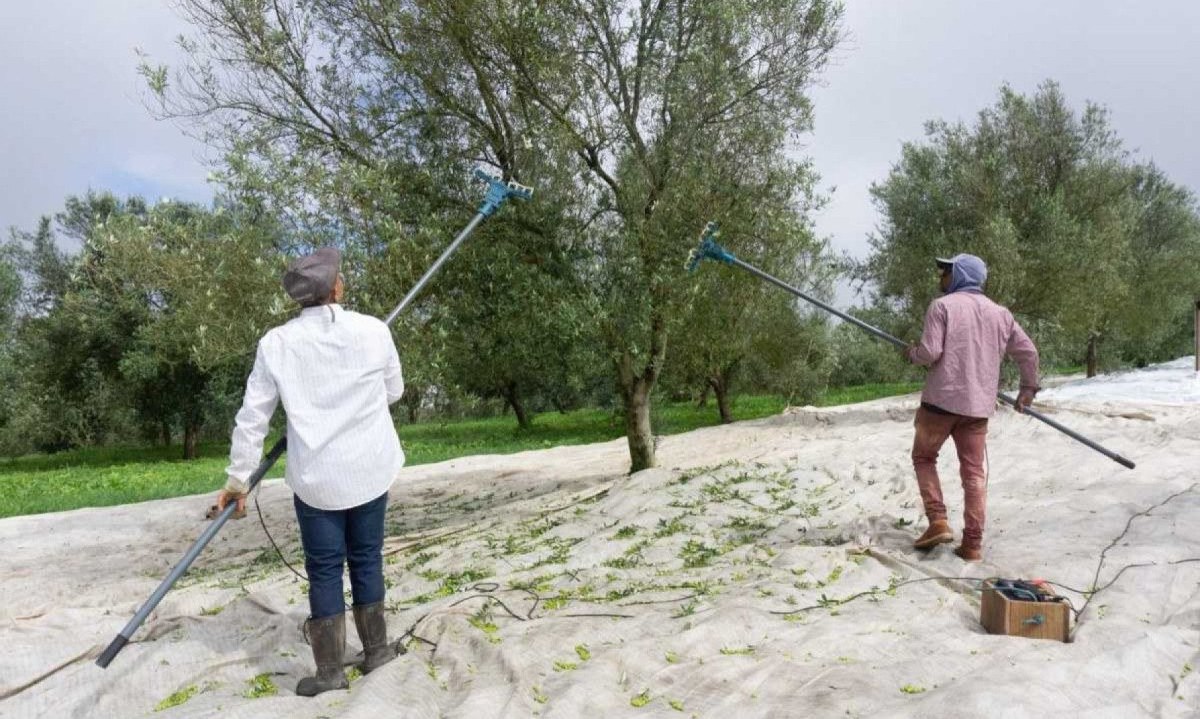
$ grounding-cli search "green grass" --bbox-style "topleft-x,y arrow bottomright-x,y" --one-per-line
0,384 -> 921,519
813,382 -> 921,406
395,393 -> 795,465
0,443 -> 258,520
1046,363 -> 1085,376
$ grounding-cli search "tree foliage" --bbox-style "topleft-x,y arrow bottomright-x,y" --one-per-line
96,199 -> 287,457
381,0 -> 845,468
0,197 -> 145,453
862,81 -> 1200,370
1105,165 -> 1200,365
667,167 -> 835,421
0,194 -> 285,459
147,0 -> 845,468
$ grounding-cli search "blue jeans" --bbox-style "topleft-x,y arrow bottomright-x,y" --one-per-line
293,492 -> 389,619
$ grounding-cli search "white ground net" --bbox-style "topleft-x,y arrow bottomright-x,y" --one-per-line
2,359 -> 1198,717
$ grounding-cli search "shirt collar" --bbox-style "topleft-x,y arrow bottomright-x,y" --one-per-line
299,303 -> 342,319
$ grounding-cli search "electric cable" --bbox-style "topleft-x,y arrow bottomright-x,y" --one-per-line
254,480 -> 308,583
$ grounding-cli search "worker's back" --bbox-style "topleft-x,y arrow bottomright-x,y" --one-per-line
247,304 -> 404,509
911,292 -> 1039,419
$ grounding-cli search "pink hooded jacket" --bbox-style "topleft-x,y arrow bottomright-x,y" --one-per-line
908,291 -> 1040,419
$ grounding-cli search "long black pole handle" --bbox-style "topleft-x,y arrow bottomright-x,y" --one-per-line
96,437 -> 287,667
96,212 -> 492,669
725,255 -> 1136,470
995,393 -> 1136,469
97,170 -> 533,669
97,213 -> 489,669
729,256 -> 907,349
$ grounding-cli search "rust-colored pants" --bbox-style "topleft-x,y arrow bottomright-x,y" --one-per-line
911,406 -> 989,548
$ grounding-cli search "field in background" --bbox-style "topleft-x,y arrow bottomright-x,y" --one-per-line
0,383 -> 920,518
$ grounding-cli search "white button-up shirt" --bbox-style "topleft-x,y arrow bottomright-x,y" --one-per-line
225,304 -> 404,510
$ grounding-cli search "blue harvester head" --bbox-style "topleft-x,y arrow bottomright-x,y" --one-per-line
685,221 -> 736,273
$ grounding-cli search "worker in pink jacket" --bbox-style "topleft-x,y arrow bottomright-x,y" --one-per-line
903,254 -> 1040,562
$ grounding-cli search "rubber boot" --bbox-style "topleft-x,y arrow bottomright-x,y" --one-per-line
353,601 -> 398,674
296,614 -> 349,697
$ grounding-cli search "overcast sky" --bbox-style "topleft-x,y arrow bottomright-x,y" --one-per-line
806,1 -> 1200,264
0,0 -> 213,242
3,1 -> 1198,278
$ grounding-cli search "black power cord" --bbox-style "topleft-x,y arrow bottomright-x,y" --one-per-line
253,480 -> 308,583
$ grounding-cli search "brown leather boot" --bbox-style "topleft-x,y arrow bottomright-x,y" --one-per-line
352,601 -> 399,674
913,519 -> 954,549
954,544 -> 982,562
296,614 -> 349,697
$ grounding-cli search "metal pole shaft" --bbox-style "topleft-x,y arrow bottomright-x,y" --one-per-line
726,256 -> 1136,470
96,438 -> 286,668
730,257 -> 908,348
384,212 -> 485,325
994,393 -> 1134,468
97,210 -> 492,669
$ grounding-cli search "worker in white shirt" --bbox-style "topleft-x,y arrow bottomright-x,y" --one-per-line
216,247 -> 404,696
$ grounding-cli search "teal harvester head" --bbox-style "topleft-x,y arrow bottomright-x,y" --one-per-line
474,167 -> 534,218
685,221 -> 736,273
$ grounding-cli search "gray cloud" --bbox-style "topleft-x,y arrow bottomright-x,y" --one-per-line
3,1 -> 1197,285
806,0 -> 1200,305
0,0 -> 213,240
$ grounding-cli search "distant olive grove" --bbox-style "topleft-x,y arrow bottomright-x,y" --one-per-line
1,0 -> 1196,468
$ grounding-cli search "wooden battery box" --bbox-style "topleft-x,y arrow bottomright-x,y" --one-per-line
980,578 -> 1070,642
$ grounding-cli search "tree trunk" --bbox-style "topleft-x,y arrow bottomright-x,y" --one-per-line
695,384 -> 709,408
1086,333 -> 1099,378
616,311 -> 668,473
500,382 -> 532,430
160,419 -> 172,447
178,366 -> 207,460
622,378 -> 654,472
709,359 -> 739,424
183,420 -> 200,460
402,384 -> 423,423
709,377 -> 733,424
1194,299 -> 1199,373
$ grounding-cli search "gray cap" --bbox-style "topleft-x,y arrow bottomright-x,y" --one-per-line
283,247 -> 341,305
